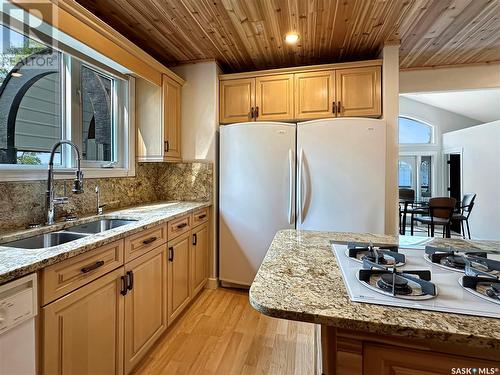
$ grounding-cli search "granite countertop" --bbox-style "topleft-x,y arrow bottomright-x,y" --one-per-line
249,229 -> 500,351
0,201 -> 211,285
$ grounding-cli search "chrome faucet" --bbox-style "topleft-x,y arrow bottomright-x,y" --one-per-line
46,141 -> 84,225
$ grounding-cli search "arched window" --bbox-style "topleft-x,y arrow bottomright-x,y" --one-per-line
399,117 -> 433,144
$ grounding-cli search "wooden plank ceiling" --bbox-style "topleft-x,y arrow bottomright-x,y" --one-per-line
76,0 -> 500,73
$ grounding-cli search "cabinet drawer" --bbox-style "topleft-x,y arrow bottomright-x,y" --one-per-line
41,239 -> 124,305
124,224 -> 167,262
167,214 -> 191,240
192,207 -> 209,226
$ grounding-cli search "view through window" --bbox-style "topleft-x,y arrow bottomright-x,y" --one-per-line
0,21 -> 127,170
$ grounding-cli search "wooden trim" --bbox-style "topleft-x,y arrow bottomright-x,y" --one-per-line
205,278 -> 218,289
219,59 -> 383,80
400,61 -> 500,72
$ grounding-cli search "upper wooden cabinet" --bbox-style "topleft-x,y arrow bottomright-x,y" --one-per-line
220,78 -> 255,123
163,75 -> 182,161
255,74 -> 294,121
294,71 -> 335,120
336,66 -> 381,118
219,60 -> 382,123
136,74 -> 183,162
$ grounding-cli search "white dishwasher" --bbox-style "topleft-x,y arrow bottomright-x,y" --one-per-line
0,273 -> 37,375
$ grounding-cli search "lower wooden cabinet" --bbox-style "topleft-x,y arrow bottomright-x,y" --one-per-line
190,222 -> 209,296
321,327 -> 499,375
167,231 -> 191,324
363,343 -> 500,375
42,268 -> 125,375
41,210 -> 211,375
124,245 -> 167,374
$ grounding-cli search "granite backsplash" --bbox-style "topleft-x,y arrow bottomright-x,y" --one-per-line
0,162 -> 212,232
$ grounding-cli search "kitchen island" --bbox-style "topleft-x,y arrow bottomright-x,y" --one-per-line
249,230 -> 500,374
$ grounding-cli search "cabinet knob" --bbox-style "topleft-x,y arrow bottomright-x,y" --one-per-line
255,106 -> 259,118
192,233 -> 197,246
250,107 -> 255,119
168,246 -> 174,262
164,140 -> 170,153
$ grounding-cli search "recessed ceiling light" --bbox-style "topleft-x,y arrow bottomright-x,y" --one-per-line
285,32 -> 299,44
11,72 -> 23,78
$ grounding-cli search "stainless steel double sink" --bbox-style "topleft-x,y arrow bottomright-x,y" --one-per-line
2,219 -> 138,249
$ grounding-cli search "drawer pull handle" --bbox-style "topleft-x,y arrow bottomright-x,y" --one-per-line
197,214 -> 207,220
176,222 -> 188,229
81,260 -> 105,274
120,275 -> 128,296
126,271 -> 134,291
168,246 -> 174,262
142,236 -> 157,245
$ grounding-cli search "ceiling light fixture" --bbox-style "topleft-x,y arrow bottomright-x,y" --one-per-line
285,32 -> 299,44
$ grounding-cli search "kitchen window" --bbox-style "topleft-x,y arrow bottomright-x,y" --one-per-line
0,19 -> 133,180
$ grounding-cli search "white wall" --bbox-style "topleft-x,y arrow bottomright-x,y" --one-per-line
399,96 -> 482,197
400,96 -> 481,148
400,63 -> 500,93
442,121 -> 500,240
171,61 -> 219,283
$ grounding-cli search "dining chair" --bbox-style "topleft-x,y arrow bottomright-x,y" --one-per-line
412,197 -> 457,238
398,188 -> 428,235
452,193 -> 476,239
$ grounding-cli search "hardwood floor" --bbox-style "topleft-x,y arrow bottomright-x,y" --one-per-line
132,287 -> 315,375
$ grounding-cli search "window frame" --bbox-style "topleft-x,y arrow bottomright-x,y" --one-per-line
398,116 -> 435,145
0,22 -> 135,182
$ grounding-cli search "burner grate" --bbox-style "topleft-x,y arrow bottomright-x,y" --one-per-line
347,242 -> 405,267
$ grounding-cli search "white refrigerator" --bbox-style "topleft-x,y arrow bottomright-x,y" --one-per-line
219,118 -> 386,286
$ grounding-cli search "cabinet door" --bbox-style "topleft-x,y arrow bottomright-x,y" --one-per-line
335,66 -> 381,117
191,223 -> 208,296
163,75 -> 182,161
43,268 -> 124,375
124,246 -> 167,374
255,74 -> 294,121
294,70 -> 335,120
167,232 -> 191,324
363,343 -> 500,375
220,78 -> 255,123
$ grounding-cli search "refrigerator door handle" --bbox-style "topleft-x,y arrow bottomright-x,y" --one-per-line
298,148 -> 304,224
288,149 -> 294,225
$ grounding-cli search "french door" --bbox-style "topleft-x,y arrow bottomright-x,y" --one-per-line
398,155 -> 433,200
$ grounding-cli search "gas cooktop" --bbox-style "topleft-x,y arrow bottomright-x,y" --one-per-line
332,242 -> 500,319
